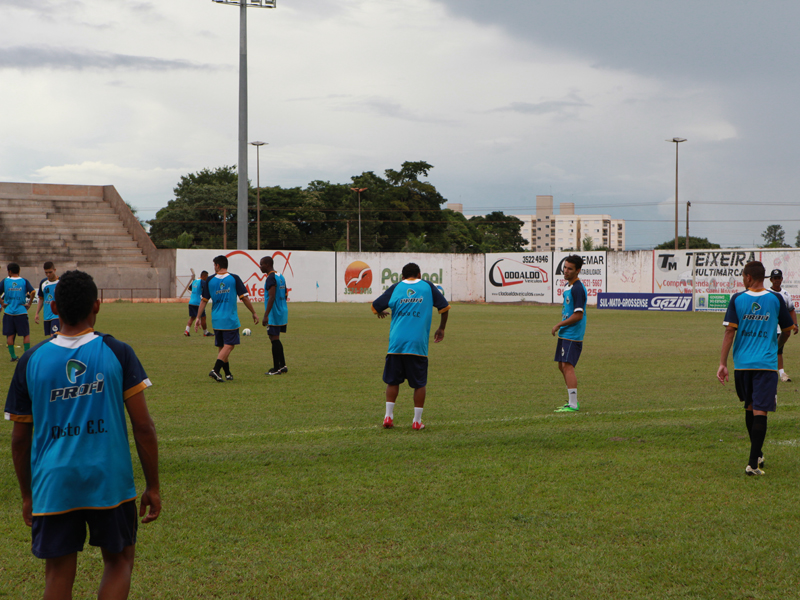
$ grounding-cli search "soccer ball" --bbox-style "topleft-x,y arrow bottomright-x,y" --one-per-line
242,328 -> 252,336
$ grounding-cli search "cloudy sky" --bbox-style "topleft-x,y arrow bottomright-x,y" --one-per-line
2,0 -> 799,250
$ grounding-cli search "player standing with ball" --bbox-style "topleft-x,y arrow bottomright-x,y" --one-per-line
198,255 -> 258,382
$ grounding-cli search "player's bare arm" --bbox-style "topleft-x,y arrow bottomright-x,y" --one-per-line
263,286 -> 276,327
10,421 -> 33,527
717,325 -> 736,384
34,301 -> 42,323
125,390 -> 161,524
434,310 -> 448,343
551,311 -> 584,337
240,295 -> 259,324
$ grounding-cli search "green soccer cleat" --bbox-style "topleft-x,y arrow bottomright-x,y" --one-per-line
554,405 -> 579,413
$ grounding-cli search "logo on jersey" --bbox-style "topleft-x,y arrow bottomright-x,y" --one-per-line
407,288 -> 417,298
752,302 -> 761,313
66,360 -> 87,384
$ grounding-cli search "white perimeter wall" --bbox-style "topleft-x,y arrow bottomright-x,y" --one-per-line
171,249 -> 800,310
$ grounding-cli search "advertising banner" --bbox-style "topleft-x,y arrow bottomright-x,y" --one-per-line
336,253 -> 452,303
485,253 -> 552,303
597,293 -> 692,311
175,249 -> 336,303
652,249 -> 757,297
552,252 -> 607,305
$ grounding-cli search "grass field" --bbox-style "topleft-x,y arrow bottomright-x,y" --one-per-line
2,301 -> 800,599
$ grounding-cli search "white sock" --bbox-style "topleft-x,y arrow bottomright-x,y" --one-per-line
203,329 -> 209,334
185,325 -> 190,333
385,402 -> 394,419
780,369 -> 785,375
413,407 -> 424,423
568,389 -> 578,409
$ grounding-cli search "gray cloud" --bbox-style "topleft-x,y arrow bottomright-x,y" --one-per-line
494,96 -> 589,116
0,46 -> 224,71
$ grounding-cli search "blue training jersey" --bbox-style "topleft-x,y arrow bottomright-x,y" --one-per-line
265,272 -> 288,326
724,289 -> 794,370
2,277 -> 34,316
372,279 -> 450,356
189,279 -> 203,306
559,280 -> 587,341
202,272 -> 248,331
4,331 -> 152,516
38,278 -> 59,322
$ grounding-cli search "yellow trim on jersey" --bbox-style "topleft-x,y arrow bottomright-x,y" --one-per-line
57,327 -> 95,338
32,496 -> 137,517
123,381 -> 149,401
438,306 -> 451,314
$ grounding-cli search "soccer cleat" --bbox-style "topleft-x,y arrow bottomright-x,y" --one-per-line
758,454 -> 765,469
278,366 -> 288,374
209,370 -> 224,382
226,374 -> 234,381
383,416 -> 394,429
204,331 -> 214,337
266,368 -> 281,376
412,421 -> 425,430
555,405 -> 579,413
10,357 -> 18,362
780,372 -> 792,382
746,465 -> 765,476
184,331 -> 190,337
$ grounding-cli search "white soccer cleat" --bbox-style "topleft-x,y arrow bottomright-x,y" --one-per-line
780,372 -> 792,382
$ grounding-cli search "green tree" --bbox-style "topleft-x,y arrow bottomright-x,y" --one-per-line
160,231 -> 194,249
582,235 -> 594,251
469,212 -> 528,252
761,224 -> 790,248
654,236 -> 721,250
796,230 -> 800,248
149,166 -> 239,249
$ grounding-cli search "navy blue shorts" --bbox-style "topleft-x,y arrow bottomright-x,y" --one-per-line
215,329 -> 240,348
31,500 -> 138,559
735,370 -> 779,412
3,313 -> 30,337
383,354 -> 428,389
555,338 -> 583,366
267,324 -> 287,337
44,319 -> 60,336
189,304 -> 206,319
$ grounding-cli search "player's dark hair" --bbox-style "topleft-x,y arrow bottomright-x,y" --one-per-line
213,255 -> 228,269
7,263 -> 20,274
564,255 -> 584,270
261,256 -> 274,268
743,261 -> 765,281
200,270 -> 208,277
54,270 -> 97,326
43,261 -> 55,270
402,263 -> 421,279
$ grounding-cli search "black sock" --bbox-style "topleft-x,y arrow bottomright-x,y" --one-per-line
278,343 -> 286,368
745,410 -> 754,437
214,359 -> 224,374
271,339 -> 282,370
222,362 -> 231,376
749,415 -> 767,469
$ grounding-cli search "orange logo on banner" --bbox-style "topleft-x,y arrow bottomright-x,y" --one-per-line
344,261 -> 372,293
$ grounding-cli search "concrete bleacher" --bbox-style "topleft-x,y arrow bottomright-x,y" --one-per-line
0,182 -> 174,298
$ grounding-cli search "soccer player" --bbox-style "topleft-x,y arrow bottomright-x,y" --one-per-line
2,263 -> 36,362
372,262 -> 449,430
4,269 -> 160,599
551,254 -> 587,413
198,255 -> 258,382
185,270 -> 212,337
260,256 -> 289,375
34,261 -> 60,337
768,268 -> 798,382
718,261 -> 794,476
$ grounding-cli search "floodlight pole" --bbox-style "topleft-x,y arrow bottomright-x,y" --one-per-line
667,137 -> 686,251
250,141 -> 267,250
212,0 -> 276,250
686,201 -> 691,250
350,187 -> 367,252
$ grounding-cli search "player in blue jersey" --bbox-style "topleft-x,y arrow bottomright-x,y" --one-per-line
198,255 -> 259,382
34,261 -> 60,337
185,270 -> 212,337
372,263 -> 450,430
718,261 -> 794,476
260,256 -> 289,375
551,255 -> 587,413
5,269 -> 160,599
2,262 -> 36,362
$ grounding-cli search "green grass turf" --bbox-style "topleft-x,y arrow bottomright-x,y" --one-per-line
2,302 -> 800,599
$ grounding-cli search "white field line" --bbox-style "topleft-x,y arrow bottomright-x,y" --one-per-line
157,402 -> 800,444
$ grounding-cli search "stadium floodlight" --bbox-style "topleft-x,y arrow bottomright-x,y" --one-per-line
666,138 -> 687,251
213,0 -> 276,250
250,141 -> 267,250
